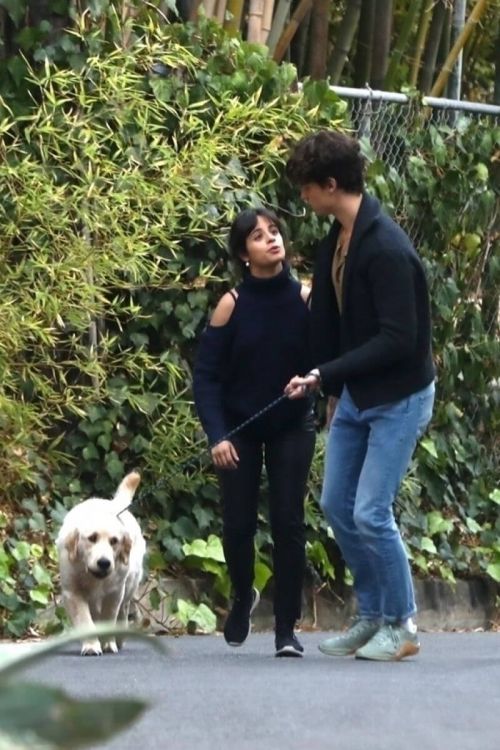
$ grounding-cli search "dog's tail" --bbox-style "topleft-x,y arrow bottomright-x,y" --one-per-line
111,471 -> 141,515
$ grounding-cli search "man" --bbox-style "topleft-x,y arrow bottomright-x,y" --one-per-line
285,130 -> 435,661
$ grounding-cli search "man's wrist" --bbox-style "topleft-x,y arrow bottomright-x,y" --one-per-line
306,368 -> 321,385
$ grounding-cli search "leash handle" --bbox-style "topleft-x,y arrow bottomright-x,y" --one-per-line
209,393 -> 289,449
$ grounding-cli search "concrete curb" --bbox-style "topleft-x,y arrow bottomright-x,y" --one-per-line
301,577 -> 499,631
144,576 -> 499,633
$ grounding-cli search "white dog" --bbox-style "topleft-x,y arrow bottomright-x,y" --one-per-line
56,471 -> 146,656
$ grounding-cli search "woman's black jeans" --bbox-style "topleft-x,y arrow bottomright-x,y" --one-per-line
217,419 -> 316,632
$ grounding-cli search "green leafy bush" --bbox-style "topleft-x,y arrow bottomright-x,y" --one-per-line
0,15 -> 345,635
368,117 -> 500,584
0,12 -> 498,638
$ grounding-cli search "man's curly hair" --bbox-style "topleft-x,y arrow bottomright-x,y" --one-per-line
285,130 -> 365,193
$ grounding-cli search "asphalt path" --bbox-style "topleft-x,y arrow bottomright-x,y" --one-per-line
15,631 -> 500,750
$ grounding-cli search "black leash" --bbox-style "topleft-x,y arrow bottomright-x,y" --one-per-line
209,392 -> 288,449
137,392 -> 290,503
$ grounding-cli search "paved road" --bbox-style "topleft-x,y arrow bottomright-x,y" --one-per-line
15,631 -> 500,750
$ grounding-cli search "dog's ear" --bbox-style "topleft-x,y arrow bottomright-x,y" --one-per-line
118,533 -> 132,565
65,529 -> 80,563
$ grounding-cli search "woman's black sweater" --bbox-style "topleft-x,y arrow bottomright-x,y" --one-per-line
193,266 -> 312,445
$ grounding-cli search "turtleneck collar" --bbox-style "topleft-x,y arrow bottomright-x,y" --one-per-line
240,263 -> 291,293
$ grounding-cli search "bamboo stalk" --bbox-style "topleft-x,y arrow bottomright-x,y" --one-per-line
410,0 -> 434,86
295,7 -> 312,77
248,0 -> 265,42
327,0 -> 362,84
464,16 -> 482,71
203,0 -> 218,17
353,0 -> 375,87
384,0 -> 422,90
121,1 -> 138,48
309,0 -> 330,80
430,0 -> 490,98
267,0 -> 293,54
190,0 -> 204,21
447,0 -> 466,100
0,7 -> 7,60
262,0 -> 276,43
436,4 -> 452,72
224,0 -> 245,33
273,0 -> 314,63
494,22 -> 500,104
215,0 -> 227,23
419,0 -> 447,93
370,0 -> 393,89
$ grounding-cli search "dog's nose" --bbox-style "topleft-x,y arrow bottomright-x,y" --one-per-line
97,558 -> 111,571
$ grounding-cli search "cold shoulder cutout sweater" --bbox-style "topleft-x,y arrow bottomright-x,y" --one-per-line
193,265 -> 312,444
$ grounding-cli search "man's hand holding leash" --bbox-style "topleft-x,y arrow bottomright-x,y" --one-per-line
285,369 -> 321,399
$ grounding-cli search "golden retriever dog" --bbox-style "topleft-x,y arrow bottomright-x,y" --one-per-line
56,471 -> 146,656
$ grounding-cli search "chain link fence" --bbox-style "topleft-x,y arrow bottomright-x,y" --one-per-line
331,86 -> 500,248
331,87 -> 499,423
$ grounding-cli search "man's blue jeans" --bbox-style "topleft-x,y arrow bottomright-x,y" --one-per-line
320,382 -> 435,623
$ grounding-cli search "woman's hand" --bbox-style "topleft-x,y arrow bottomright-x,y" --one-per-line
211,440 -> 239,470
285,370 -> 321,400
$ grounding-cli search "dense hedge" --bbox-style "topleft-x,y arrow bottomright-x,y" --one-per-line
372,118 -> 499,585
0,17 -> 498,637
0,18 -> 345,635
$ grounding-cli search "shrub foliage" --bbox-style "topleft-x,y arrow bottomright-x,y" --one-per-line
0,15 -> 498,636
0,17 -> 344,635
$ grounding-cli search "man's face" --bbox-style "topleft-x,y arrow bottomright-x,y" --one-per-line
299,181 -> 335,216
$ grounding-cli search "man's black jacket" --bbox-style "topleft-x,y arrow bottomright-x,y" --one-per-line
312,193 -> 435,408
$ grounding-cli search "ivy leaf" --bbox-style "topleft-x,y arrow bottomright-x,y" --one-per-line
489,489 -> 500,505
427,511 -> 453,536
32,563 -> 52,587
420,537 -> 437,554
465,517 -> 482,534
11,543 -> 31,562
182,535 -> 225,563
306,540 -> 335,580
105,454 -> 125,481
420,438 -> 438,458
175,599 -> 216,633
29,589 -> 49,605
0,0 -> 26,26
254,561 -> 272,592
413,554 -> 428,572
192,505 -> 213,530
486,563 -> 500,583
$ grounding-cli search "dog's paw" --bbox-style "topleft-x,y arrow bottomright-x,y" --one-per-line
102,639 -> 119,654
81,639 -> 103,656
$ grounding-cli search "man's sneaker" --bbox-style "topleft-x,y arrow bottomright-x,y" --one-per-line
318,618 -> 380,656
275,632 -> 304,658
355,624 -> 420,661
223,588 -> 260,647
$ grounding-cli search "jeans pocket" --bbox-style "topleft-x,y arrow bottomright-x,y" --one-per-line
416,386 -> 435,438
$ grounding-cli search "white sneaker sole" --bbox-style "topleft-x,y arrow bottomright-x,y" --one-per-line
275,645 -> 303,658
355,640 -> 420,661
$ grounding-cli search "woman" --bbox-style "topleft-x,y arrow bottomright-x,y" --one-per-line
193,207 -> 316,657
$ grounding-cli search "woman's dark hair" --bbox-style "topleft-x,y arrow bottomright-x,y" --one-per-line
286,130 -> 365,193
228,207 -> 285,272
